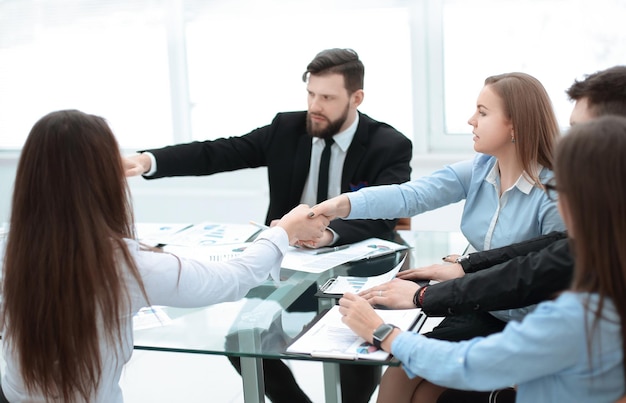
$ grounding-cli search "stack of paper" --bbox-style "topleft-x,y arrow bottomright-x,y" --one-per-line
135,223 -> 192,247
163,222 -> 260,246
281,237 -> 408,273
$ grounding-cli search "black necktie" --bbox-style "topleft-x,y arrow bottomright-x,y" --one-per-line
317,138 -> 334,203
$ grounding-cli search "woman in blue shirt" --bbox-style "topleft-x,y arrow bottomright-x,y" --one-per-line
334,115 -> 626,402
309,72 -> 564,252
310,72 -> 566,402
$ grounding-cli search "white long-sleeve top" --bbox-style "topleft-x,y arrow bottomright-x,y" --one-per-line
1,227 -> 287,402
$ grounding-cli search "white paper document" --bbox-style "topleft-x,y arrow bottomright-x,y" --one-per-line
281,237 -> 408,273
132,306 -> 172,331
160,222 -> 260,247
286,305 -> 423,361
319,256 -> 406,295
135,223 -> 193,247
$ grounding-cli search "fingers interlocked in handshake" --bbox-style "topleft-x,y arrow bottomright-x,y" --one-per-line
277,204 -> 330,246
288,195 -> 352,248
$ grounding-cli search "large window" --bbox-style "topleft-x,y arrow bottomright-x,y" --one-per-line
0,0 -> 413,150
432,0 -> 626,152
1,0 -> 625,153
184,1 -> 413,142
0,0 -> 172,149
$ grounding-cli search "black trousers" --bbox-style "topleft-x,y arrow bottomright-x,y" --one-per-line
436,387 -> 516,403
425,311 -> 507,342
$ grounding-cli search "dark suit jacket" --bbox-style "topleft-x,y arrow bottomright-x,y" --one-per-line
145,111 -> 413,245
422,231 -> 573,316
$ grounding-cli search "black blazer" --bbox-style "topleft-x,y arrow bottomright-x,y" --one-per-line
422,231 -> 573,316
146,111 -> 413,245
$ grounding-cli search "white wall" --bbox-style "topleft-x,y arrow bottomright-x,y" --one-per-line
0,152 -> 465,232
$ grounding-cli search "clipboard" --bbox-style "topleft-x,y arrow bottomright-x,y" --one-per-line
285,305 -> 426,362
315,256 -> 406,298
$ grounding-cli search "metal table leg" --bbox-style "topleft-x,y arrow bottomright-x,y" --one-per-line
323,361 -> 342,403
241,355 -> 265,403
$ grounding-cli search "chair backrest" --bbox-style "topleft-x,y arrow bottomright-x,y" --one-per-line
395,217 -> 411,231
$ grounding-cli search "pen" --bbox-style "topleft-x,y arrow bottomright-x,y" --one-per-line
315,245 -> 349,255
249,220 -> 270,230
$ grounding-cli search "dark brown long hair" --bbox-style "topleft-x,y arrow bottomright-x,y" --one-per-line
1,110 -> 146,401
485,72 -> 560,184
555,115 -> 626,381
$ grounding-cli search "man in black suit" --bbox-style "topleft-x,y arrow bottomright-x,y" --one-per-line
125,48 -> 412,403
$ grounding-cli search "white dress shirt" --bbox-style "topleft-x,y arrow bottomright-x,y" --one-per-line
298,114 -> 358,207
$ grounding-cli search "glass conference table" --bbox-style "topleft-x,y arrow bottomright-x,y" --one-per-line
133,230 -> 466,403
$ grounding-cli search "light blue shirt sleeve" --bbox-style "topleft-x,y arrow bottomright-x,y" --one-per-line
347,154 -> 565,257
347,159 -> 472,220
391,293 -> 624,402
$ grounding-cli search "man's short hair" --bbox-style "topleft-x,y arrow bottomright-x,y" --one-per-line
302,48 -> 364,94
566,66 -> 626,118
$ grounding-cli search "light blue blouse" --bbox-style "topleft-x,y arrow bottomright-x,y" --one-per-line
392,292 -> 624,403
346,154 -> 565,252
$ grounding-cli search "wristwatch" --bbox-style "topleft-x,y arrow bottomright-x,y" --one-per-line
455,254 -> 471,272
372,323 -> 398,350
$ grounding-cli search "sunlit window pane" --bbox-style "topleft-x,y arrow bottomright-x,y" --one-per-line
0,0 -> 172,149
184,1 -> 413,142
443,0 -> 626,135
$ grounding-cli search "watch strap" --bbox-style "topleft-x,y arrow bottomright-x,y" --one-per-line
455,254 -> 472,271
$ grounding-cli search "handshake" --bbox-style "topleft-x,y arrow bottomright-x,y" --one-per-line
271,194 -> 352,249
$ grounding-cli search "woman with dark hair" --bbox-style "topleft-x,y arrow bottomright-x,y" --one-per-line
335,116 -> 626,402
0,110 -> 328,402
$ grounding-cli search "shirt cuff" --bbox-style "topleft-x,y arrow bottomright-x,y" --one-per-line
327,227 -> 339,245
254,226 -> 289,283
142,152 -> 158,177
345,192 -> 367,219
391,331 -> 423,379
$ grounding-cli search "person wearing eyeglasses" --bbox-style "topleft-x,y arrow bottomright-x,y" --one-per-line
341,66 -> 626,403
339,115 -> 626,403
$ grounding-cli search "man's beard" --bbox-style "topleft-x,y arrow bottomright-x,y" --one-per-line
306,105 -> 349,139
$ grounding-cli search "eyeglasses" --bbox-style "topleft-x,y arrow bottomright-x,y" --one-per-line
543,179 -> 559,202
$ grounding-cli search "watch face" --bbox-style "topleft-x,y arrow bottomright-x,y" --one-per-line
373,323 -> 395,344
